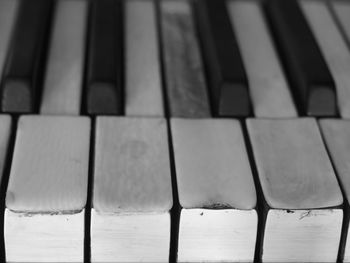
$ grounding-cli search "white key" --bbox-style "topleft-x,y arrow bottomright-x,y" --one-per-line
228,1 -> 297,118
0,0 -> 18,79
91,117 -> 172,262
125,0 -> 164,116
160,1 -> 211,117
40,0 -> 87,115
301,0 -> 350,118
319,119 -> 350,262
171,118 -> 257,262
5,116 -> 90,262
247,118 -> 343,262
331,1 -> 350,50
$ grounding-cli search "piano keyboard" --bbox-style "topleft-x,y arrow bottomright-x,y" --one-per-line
0,0 -> 350,262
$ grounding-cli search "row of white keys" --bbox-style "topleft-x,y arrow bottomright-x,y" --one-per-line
301,0 -> 350,119
248,118 -> 343,263
40,0 -> 87,115
92,117 -> 172,262
125,0 -> 164,117
171,119 -> 257,262
5,116 -> 90,262
228,0 -> 297,118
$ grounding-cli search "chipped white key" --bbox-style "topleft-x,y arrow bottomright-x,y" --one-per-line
319,119 -> 350,262
91,117 -> 172,262
228,0 -> 297,118
171,118 -> 257,262
301,0 -> 350,118
125,0 -> 164,116
247,118 -> 343,262
40,0 -> 87,115
5,116 -> 90,262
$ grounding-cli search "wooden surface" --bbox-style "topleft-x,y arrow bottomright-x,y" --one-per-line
40,0 -> 87,115
93,117 -> 172,213
0,0 -> 18,85
125,0 -> 164,117
264,209 -> 342,262
6,116 -> 90,212
247,118 -> 342,209
0,115 -> 11,183
228,1 -> 297,118
301,1 -> 350,118
171,118 -> 256,209
160,1 -> 210,117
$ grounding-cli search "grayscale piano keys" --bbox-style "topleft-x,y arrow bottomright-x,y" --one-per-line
40,0 -> 87,115
91,117 -> 172,262
331,1 -> 350,49
160,1 -> 211,118
125,0 -> 164,117
247,118 -> 343,262
228,0 -> 297,118
5,116 -> 90,262
301,0 -> 350,119
0,0 -> 18,87
171,119 -> 257,262
319,119 -> 350,262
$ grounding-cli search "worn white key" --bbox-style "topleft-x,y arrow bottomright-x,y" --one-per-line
125,0 -> 164,116
5,116 -> 90,262
171,118 -> 257,262
0,115 -> 11,183
331,1 -> 350,50
228,1 -> 297,118
91,117 -> 172,262
301,0 -> 350,118
0,0 -> 18,80
247,118 -> 343,262
319,119 -> 350,262
40,0 -> 87,115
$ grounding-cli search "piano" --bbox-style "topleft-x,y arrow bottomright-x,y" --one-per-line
0,0 -> 349,262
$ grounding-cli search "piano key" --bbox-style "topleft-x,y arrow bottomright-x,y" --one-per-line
40,0 -> 87,115
86,0 -> 123,115
0,0 -> 18,88
301,0 -> 350,119
160,1 -> 211,118
247,118 -> 343,262
171,118 -> 257,262
319,119 -> 350,262
92,117 -> 172,262
125,0 -> 164,117
264,0 -> 337,116
5,116 -> 90,262
194,0 -> 251,117
1,0 -> 53,113
331,1 -> 350,53
228,1 -> 297,118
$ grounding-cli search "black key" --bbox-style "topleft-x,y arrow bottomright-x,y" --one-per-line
85,0 -> 123,115
1,0 -> 53,113
194,0 -> 251,117
264,0 -> 337,116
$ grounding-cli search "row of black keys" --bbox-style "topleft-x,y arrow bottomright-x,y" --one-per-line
1,0 -> 337,116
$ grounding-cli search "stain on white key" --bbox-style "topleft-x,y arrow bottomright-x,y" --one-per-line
91,117 -> 172,262
5,116 -> 90,262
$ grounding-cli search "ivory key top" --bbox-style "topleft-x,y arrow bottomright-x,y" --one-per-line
91,117 -> 172,262
171,118 -> 257,262
5,116 -> 90,262
247,118 -> 343,262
